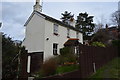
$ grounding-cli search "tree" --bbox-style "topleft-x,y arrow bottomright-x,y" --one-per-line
2,33 -> 22,79
111,11 -> 120,28
61,11 -> 74,24
76,12 -> 95,40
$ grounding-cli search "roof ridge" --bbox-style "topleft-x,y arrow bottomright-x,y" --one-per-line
34,11 -> 81,33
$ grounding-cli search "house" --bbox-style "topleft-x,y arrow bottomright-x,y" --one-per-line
22,0 -> 83,74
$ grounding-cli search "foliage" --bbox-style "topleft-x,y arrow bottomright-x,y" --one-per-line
61,11 -> 74,24
91,29 -> 112,46
60,47 -> 71,56
2,33 -> 21,79
76,12 -> 95,40
57,54 -> 77,65
111,11 -> 120,28
35,47 -> 78,78
91,41 -> 106,47
112,40 -> 120,57
37,57 -> 58,77
60,47 -> 77,64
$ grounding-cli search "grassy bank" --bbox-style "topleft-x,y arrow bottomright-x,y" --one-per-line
90,57 -> 120,79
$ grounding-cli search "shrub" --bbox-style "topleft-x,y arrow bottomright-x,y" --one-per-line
60,47 -> 71,56
36,57 -> 58,77
57,54 -> 77,65
91,41 -> 106,47
59,47 -> 77,65
42,57 -> 58,76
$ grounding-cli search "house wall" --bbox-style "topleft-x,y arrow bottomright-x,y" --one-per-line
44,20 -> 83,60
23,13 -> 83,61
23,14 -> 45,53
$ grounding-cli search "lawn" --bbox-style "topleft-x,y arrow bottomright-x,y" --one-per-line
90,57 -> 120,79
56,64 -> 79,74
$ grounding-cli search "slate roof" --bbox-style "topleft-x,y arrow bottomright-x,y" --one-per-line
35,11 -> 81,33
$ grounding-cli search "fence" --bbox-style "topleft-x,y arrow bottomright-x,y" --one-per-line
20,45 -> 118,79
78,44 -> 118,78
39,45 -> 118,79
19,50 -> 28,79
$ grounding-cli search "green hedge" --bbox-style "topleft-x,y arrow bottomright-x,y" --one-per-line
91,41 -> 106,47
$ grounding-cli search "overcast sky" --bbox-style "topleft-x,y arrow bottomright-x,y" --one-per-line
0,1 -> 119,40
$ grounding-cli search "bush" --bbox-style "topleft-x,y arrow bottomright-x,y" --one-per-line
91,41 -> 106,47
60,47 -> 71,56
57,54 -> 77,65
42,57 -> 58,76
59,47 -> 77,65
35,57 -> 58,78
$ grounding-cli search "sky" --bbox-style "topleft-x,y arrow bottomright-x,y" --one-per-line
0,0 -> 119,41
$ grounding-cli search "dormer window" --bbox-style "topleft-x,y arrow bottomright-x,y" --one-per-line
53,23 -> 58,35
67,28 -> 70,38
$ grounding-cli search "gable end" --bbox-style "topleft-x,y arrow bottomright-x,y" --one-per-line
24,11 -> 45,26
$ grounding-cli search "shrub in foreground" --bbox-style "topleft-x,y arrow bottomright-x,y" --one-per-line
38,57 -> 58,77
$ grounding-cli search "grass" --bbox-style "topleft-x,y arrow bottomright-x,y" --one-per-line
56,64 -> 79,74
90,57 -> 120,79
34,64 -> 79,78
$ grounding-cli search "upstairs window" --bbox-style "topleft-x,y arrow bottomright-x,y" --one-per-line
53,43 -> 58,55
53,24 -> 58,35
67,28 -> 70,38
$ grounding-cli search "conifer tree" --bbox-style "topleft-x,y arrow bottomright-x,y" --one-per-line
76,12 -> 95,40
61,11 -> 74,24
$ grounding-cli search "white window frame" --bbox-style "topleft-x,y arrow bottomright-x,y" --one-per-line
53,43 -> 58,55
53,23 -> 58,34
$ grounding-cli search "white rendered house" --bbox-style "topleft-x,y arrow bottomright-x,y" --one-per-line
22,0 -> 83,74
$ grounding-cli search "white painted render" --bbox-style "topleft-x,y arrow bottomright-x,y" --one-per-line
23,13 -> 45,53
23,12 -> 83,61
44,20 -> 83,60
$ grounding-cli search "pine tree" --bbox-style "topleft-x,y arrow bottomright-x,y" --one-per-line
76,12 -> 95,40
61,11 -> 74,24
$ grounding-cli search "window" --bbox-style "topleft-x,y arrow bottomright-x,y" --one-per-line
67,28 -> 70,38
76,32 -> 79,38
53,43 -> 58,55
53,24 -> 58,35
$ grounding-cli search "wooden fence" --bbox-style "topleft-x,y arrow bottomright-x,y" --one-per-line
78,44 -> 118,78
39,45 -> 118,79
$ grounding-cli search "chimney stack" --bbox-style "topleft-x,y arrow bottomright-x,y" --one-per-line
33,0 -> 42,12
69,18 -> 76,27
